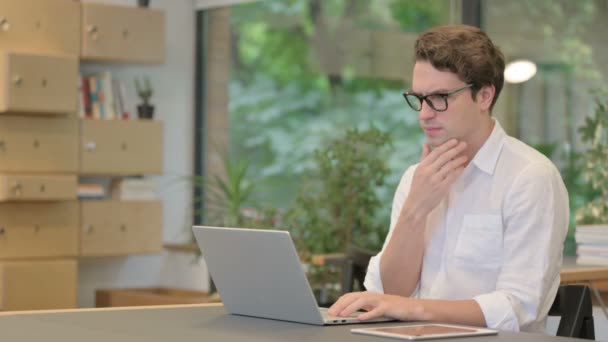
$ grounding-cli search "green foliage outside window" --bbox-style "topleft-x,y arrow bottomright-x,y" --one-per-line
229,0 -> 440,214
535,90 -> 608,255
219,3 -> 448,291
575,90 -> 608,225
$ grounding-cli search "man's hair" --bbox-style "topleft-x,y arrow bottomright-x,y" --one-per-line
414,25 -> 505,111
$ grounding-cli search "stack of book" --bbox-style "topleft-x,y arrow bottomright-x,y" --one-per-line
79,70 -> 130,120
78,184 -> 105,199
575,224 -> 608,265
111,178 -> 157,200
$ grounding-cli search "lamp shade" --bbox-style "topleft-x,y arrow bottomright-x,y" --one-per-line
504,59 -> 537,84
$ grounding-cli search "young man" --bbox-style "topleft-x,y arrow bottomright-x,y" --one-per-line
328,25 -> 569,333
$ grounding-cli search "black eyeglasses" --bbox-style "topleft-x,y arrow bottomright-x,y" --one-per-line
402,84 -> 473,112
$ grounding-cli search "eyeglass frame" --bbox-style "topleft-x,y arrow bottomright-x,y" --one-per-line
402,84 -> 474,112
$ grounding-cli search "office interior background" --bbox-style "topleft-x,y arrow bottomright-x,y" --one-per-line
1,0 -> 608,337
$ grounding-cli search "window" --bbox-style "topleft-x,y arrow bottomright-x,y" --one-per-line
227,0 -> 454,210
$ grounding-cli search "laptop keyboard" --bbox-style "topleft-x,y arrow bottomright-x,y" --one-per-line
319,307 -> 361,319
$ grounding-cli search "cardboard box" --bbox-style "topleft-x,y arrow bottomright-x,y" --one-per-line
95,287 -> 220,307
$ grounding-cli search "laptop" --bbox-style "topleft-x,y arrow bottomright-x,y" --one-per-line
192,225 -> 393,325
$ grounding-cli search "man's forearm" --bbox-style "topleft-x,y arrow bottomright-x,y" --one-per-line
408,298 -> 487,327
380,207 -> 427,296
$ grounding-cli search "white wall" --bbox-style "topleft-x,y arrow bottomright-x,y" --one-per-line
78,0 -> 208,307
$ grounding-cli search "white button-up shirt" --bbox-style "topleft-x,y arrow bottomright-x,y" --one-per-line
364,119 -> 569,333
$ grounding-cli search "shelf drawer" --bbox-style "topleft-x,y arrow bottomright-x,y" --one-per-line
80,200 -> 162,257
0,201 -> 79,259
0,259 -> 77,311
0,0 -> 80,55
0,51 -> 79,114
81,3 -> 165,63
0,174 -> 77,201
0,116 -> 79,173
80,119 -> 163,175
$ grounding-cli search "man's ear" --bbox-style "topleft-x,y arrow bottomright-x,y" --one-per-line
476,85 -> 495,111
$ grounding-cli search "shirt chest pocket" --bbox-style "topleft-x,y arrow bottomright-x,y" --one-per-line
453,214 -> 503,268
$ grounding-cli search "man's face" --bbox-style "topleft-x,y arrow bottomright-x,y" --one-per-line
410,61 -> 486,148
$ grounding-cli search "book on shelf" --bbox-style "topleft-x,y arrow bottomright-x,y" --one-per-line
114,78 -> 130,120
576,225 -> 608,234
111,178 -> 157,201
88,76 -> 100,119
78,73 -> 86,118
574,232 -> 608,244
78,183 -> 105,199
79,70 -> 131,120
576,254 -> 608,266
577,244 -> 608,255
574,224 -> 608,265
101,71 -> 117,119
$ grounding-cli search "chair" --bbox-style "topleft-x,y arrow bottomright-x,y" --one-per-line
549,284 -> 595,339
341,245 -> 376,294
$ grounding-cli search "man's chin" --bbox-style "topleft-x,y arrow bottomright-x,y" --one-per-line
426,136 -> 450,148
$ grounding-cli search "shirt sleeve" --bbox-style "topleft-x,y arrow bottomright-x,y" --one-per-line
364,165 -> 418,294
473,161 -> 569,331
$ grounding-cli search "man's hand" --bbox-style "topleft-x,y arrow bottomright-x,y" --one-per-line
405,139 -> 468,218
327,292 -> 430,322
379,139 -> 467,296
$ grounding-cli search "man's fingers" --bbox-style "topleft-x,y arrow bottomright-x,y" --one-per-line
440,165 -> 465,187
339,297 -> 367,317
328,293 -> 357,316
430,141 -> 467,172
358,306 -> 384,321
421,143 -> 431,161
421,139 -> 458,164
435,155 -> 468,180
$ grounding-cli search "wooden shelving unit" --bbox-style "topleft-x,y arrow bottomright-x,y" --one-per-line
0,0 -> 165,311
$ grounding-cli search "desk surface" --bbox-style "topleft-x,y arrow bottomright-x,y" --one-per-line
0,304 -> 588,342
561,256 -> 608,283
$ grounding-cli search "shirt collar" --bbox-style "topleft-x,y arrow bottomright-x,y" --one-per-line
471,118 -> 506,175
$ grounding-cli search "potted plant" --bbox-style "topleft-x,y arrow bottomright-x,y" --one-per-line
574,90 -> 608,264
284,126 -> 393,305
193,157 -> 279,229
189,156 -> 280,293
135,76 -> 154,119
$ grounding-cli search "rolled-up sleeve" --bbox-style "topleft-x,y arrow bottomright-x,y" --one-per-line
474,162 -> 568,331
364,166 -> 417,294
473,292 -> 520,331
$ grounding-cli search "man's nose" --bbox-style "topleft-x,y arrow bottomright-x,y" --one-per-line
418,101 -> 437,120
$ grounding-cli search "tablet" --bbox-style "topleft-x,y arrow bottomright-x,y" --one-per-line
351,323 -> 498,340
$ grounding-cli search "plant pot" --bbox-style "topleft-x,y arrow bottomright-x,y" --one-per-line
137,104 -> 155,120
137,0 -> 150,7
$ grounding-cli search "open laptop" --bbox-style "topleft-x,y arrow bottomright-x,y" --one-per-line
192,225 -> 393,325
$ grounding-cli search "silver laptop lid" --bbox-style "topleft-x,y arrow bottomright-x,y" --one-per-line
192,226 -> 325,325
